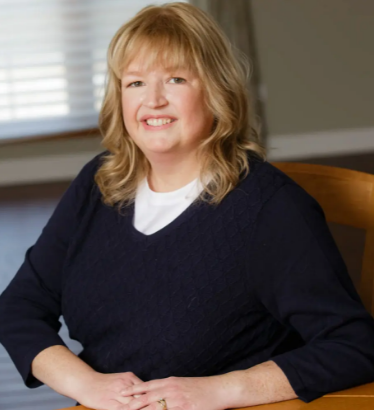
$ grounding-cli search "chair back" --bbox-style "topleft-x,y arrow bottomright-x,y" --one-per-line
271,162 -> 374,316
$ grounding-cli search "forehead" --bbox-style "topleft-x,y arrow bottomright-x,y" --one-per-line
120,41 -> 197,77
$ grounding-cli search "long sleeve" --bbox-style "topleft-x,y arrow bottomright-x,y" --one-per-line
0,153 -> 102,388
249,182 -> 374,402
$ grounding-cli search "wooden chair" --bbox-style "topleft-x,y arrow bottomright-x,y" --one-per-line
271,162 -> 374,317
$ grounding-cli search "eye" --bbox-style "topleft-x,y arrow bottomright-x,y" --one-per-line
172,77 -> 186,84
126,77 -> 185,87
128,81 -> 143,87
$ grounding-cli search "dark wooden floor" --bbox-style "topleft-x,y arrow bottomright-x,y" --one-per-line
0,151 -> 373,409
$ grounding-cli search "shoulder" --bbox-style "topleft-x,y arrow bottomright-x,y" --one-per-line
76,150 -> 108,186
67,150 -> 108,200
58,150 -> 108,211
239,155 -> 326,226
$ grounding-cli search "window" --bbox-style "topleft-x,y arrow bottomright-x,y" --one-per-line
0,0 -> 187,141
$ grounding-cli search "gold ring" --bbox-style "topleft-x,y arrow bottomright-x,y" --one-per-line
157,398 -> 167,410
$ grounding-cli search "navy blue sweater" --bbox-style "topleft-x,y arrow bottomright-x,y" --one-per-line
0,151 -> 374,403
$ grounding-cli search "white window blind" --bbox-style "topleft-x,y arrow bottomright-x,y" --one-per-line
0,0 -> 188,142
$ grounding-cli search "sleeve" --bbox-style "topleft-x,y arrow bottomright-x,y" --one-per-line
0,152 -> 104,388
249,182 -> 374,403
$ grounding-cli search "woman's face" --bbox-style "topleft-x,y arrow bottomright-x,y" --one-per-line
121,58 -> 214,161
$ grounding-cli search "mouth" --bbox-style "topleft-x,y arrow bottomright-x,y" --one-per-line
142,119 -> 177,131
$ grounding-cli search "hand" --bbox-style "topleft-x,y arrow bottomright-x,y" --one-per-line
74,371 -> 145,410
118,375 -> 233,410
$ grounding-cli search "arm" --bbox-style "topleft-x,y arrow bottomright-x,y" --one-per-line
32,345 -> 145,408
220,361 -> 297,407
0,153 -> 102,388
117,361 -> 297,409
31,345 -> 97,399
245,183 -> 374,403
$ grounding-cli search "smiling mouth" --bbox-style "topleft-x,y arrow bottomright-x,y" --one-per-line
144,119 -> 177,127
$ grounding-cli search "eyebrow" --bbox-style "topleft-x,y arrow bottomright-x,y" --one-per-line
123,67 -> 186,76
123,71 -> 143,76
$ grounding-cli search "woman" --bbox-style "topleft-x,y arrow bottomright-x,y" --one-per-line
1,2 -> 374,410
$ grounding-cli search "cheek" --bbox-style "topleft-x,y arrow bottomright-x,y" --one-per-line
184,100 -> 211,124
121,97 -> 137,123
183,90 -> 207,114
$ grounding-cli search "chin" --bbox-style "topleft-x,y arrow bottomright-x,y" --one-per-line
146,147 -> 175,156
144,140 -> 176,153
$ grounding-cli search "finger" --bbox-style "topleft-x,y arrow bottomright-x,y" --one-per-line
120,379 -> 164,396
111,396 -> 134,406
135,398 -> 179,410
119,393 -> 150,410
131,374 -> 144,384
112,393 -> 144,404
123,404 -> 181,410
130,406 -> 160,410
120,372 -> 144,385
120,391 -> 173,410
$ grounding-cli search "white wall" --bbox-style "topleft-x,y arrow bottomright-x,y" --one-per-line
250,0 -> 374,159
0,137 -> 102,186
251,0 -> 374,135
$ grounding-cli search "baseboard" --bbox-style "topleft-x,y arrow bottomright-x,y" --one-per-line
0,127 -> 373,186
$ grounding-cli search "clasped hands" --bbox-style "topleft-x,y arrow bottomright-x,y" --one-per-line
74,370 -> 240,410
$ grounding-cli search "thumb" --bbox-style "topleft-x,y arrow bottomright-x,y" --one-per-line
133,374 -> 144,398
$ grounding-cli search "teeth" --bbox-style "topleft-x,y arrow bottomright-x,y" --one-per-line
146,118 -> 173,126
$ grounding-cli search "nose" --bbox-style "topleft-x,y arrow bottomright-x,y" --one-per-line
142,82 -> 168,108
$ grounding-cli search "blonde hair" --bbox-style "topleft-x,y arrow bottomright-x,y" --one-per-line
95,1 -> 266,214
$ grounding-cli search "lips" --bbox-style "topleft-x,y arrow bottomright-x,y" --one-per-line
140,114 -> 177,122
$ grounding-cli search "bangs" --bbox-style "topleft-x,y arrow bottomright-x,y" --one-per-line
110,24 -> 199,79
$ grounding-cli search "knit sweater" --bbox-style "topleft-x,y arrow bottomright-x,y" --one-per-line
0,151 -> 374,404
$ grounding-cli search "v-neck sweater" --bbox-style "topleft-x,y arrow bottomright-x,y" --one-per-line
0,151 -> 374,403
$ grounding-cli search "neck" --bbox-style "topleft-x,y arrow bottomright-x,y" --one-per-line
146,152 -> 201,193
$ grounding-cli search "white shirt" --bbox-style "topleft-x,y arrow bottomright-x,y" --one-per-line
133,176 -> 206,235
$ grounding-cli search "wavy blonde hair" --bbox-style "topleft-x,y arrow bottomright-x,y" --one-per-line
95,1 -> 266,214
